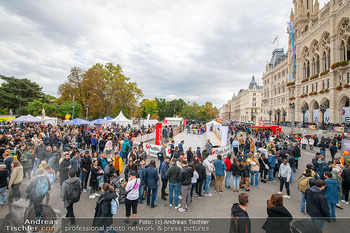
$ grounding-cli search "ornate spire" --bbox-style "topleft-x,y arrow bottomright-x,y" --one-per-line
314,0 -> 319,14
290,8 -> 294,22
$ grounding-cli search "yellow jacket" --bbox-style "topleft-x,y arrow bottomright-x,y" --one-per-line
113,157 -> 123,173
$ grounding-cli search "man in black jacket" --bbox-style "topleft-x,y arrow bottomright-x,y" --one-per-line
195,159 -> 206,198
290,143 -> 301,170
230,193 -> 251,233
178,160 -> 193,213
80,151 -> 92,192
305,179 -> 331,230
341,166 -> 350,204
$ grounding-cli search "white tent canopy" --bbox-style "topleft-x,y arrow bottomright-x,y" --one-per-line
35,116 -> 58,126
206,120 -> 222,132
111,111 -> 132,126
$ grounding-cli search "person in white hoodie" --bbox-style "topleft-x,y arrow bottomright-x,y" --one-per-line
203,156 -> 214,197
301,136 -> 308,150
278,159 -> 291,198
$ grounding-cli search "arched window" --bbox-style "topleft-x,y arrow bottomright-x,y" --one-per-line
323,51 -> 327,71
312,57 -> 316,76
307,60 -> 310,77
347,38 -> 350,61
327,48 -> 331,70
341,40 -> 346,61
315,54 -> 320,74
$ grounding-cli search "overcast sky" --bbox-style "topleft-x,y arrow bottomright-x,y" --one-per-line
0,0 -> 329,107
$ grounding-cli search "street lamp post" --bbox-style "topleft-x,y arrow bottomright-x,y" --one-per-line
86,103 -> 89,121
268,110 -> 272,123
320,102 -> 327,129
301,105 -> 307,127
289,103 -> 295,133
276,109 -> 281,125
283,110 -> 287,123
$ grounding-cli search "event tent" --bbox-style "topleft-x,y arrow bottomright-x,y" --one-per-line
104,116 -> 113,120
12,114 -> 43,123
35,116 -> 58,126
111,111 -> 132,126
59,118 -> 90,125
206,120 -> 222,132
90,118 -> 112,125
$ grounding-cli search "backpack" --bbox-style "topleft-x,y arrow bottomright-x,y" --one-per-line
111,197 -> 119,215
35,178 -> 49,196
125,143 -> 130,151
67,182 -> 81,203
297,175 -> 311,192
48,156 -> 57,168
47,173 -> 54,185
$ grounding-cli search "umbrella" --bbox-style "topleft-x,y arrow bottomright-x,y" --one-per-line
104,116 -> 113,120
59,118 -> 90,125
12,114 -> 43,123
90,118 -> 113,125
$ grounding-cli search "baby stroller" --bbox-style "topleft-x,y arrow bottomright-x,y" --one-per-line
111,176 -> 127,204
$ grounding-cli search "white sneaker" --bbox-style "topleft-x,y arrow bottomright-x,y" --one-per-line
219,192 -> 223,194
178,195 -> 182,200
83,189 -> 86,193
179,208 -> 186,213
341,200 -> 349,204
205,193 -> 213,197
283,195 -> 290,199
278,191 -> 282,194
94,193 -> 101,197
89,195 -> 96,199
174,204 -> 181,209
170,204 -> 173,207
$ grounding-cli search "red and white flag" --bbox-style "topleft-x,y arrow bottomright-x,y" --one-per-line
272,35 -> 278,44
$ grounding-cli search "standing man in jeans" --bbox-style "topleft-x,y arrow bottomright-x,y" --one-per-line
0,164 -> 9,205
224,154 -> 232,189
33,140 -> 45,175
160,156 -> 170,201
145,160 -> 159,208
178,160 -> 193,213
138,160 -> 146,204
165,158 -> 181,209
80,151 -> 92,192
297,169 -> 315,214
213,155 -> 226,194
203,156 -> 214,197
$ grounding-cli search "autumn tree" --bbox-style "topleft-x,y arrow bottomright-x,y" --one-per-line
139,99 -> 158,119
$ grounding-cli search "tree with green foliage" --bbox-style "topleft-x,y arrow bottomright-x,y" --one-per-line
139,99 -> 158,118
155,98 -> 167,119
0,75 -> 45,115
26,100 -> 56,116
56,101 -> 82,119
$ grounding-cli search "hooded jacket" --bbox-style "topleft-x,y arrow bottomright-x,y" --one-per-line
165,164 -> 181,183
61,177 -> 81,208
8,165 -> 23,187
267,154 -> 276,169
230,203 -> 251,233
278,163 -> 291,182
263,204 -> 292,233
195,163 -> 206,181
178,165 -> 193,186
214,159 -> 226,176
305,186 -> 331,221
324,178 -> 339,204
203,157 -> 214,176
92,190 -> 118,228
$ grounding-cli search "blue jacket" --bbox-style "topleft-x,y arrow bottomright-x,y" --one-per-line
268,154 -> 276,169
213,159 -> 227,176
232,140 -> 239,148
91,137 -> 98,146
145,165 -> 159,189
178,143 -> 183,152
324,178 -> 339,204
160,161 -> 169,180
138,166 -> 146,185
70,157 -> 81,172
122,139 -> 129,152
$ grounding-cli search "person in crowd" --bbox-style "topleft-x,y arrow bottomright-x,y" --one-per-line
329,143 -> 337,162
204,139 -> 212,156
91,135 -> 98,153
43,164 -> 54,205
232,138 -> 239,156
324,171 -> 339,221
30,168 -> 51,220
0,164 -> 9,205
158,144 -> 167,173
305,179 -> 331,230
231,157 -> 242,192
160,156 -> 170,201
33,140 -> 45,175
97,153 -> 108,171
309,136 -> 315,151
230,193 -> 251,233
239,159 -> 251,192
341,164 -> 350,205
104,137 -> 113,156
213,154 -> 226,194
136,145 -> 147,162
80,151 -> 92,192
278,159 -> 291,198
259,153 -> 269,183
90,160 -> 103,199
59,152 -> 71,186
165,158 -> 181,208
138,160 -> 146,204
170,140 -> 175,159
190,164 -> 199,200
124,160 -> 137,181
70,152 -> 81,178
297,169 -> 316,214
195,158 -> 206,198
186,147 -> 194,163
145,160 -> 158,208
124,170 -> 140,226
92,182 -> 117,233
267,150 -> 276,182
104,158 -> 117,184
224,154 -> 232,189
8,160 -> 23,203
21,146 -> 33,179
62,169 -> 82,226
112,152 -> 123,176
178,140 -> 184,153
263,193 -> 292,233
301,136 -> 308,150
249,153 -> 259,187
291,143 -> 301,170
318,140 -> 327,157
203,155 -> 214,196
178,160 -> 193,213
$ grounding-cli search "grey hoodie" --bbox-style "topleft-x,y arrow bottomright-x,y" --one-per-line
278,163 -> 291,182
203,157 -> 214,176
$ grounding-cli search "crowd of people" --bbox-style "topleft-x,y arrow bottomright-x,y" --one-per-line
0,121 -> 349,232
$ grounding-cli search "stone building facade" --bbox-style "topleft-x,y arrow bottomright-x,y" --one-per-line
262,0 -> 350,124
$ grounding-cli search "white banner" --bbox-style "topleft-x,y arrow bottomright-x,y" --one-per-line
133,132 -> 156,143
220,126 -> 229,147
343,107 -> 350,123
304,110 -> 310,123
313,110 -> 320,123
324,109 -> 330,124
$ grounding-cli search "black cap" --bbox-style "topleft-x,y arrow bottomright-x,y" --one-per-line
130,170 -> 137,177
85,150 -> 89,154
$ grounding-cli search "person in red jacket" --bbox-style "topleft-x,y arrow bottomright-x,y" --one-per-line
225,154 -> 232,188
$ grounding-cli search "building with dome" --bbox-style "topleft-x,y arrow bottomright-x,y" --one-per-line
262,0 -> 350,125
227,76 -> 263,123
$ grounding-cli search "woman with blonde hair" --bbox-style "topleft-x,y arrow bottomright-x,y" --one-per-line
8,160 -> 23,202
43,164 -> 54,205
249,154 -> 260,187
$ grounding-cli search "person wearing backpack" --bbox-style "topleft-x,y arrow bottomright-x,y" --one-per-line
93,183 -> 118,232
29,168 -> 51,220
213,155 -> 226,194
297,169 -> 315,214
62,169 -> 81,226
124,170 -> 141,226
